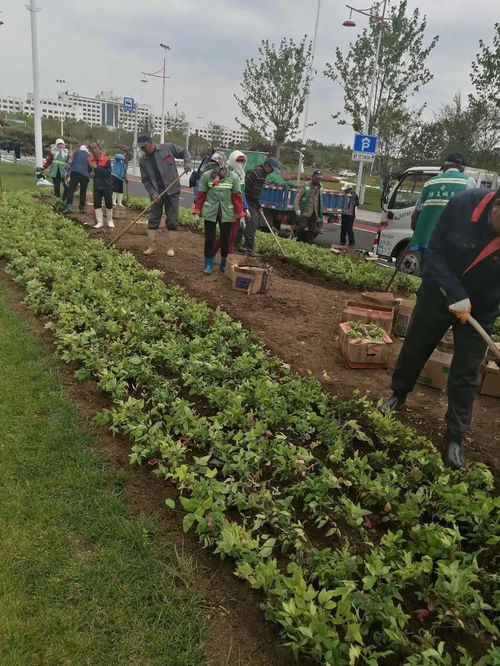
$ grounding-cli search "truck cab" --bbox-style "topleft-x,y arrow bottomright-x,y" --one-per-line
376,166 -> 498,276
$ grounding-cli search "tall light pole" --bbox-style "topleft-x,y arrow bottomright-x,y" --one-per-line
56,78 -> 66,137
26,0 -> 43,168
296,0 -> 322,187
142,43 -> 171,143
343,1 -> 389,203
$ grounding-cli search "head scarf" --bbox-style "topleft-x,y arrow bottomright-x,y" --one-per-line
228,150 -> 247,180
210,151 -> 227,183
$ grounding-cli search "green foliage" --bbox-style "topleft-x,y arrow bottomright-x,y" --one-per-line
324,0 -> 438,136
235,36 -> 314,157
1,192 -> 498,665
470,22 -> 500,109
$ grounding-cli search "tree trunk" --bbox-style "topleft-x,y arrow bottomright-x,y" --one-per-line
275,143 -> 281,159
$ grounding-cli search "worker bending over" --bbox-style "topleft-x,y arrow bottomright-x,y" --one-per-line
382,188 -> 500,469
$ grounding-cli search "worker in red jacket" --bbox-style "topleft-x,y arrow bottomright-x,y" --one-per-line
88,142 -> 114,229
381,188 -> 500,469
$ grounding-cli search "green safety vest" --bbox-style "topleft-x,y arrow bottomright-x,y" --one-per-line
410,170 -> 471,250
299,182 -> 323,218
49,147 -> 69,178
198,170 -> 241,223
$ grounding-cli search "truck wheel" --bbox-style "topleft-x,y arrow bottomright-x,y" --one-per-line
397,247 -> 421,276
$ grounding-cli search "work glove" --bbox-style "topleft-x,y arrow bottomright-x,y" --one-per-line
193,213 -> 200,223
449,298 -> 471,324
152,193 -> 162,204
239,217 -> 246,230
245,209 -> 251,220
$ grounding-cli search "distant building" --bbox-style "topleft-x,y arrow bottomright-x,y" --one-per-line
0,90 -> 247,144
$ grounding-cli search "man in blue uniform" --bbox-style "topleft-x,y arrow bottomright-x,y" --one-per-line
382,188 -> 500,469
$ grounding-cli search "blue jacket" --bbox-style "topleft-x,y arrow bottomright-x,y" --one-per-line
112,154 -> 127,181
422,188 -> 500,316
69,149 -> 90,179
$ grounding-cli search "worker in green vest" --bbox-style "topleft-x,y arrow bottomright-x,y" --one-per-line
410,152 -> 477,261
43,138 -> 69,200
294,170 -> 323,243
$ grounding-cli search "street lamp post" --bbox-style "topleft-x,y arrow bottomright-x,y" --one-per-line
56,78 -> 66,137
142,43 -> 171,143
296,0 -> 322,187
26,0 -> 43,168
343,1 -> 389,203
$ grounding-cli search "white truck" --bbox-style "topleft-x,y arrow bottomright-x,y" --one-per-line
375,166 -> 499,275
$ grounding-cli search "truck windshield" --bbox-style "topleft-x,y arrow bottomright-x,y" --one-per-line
391,172 -> 428,210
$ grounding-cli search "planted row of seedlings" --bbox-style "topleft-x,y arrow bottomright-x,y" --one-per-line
1,192 -> 499,665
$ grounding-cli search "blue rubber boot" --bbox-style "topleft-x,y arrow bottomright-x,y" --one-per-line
204,257 -> 214,275
219,256 -> 227,272
63,203 -> 72,214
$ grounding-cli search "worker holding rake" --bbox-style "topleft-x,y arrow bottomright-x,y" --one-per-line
381,188 -> 500,469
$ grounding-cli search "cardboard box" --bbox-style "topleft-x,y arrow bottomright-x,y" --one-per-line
480,361 -> 500,398
339,322 -> 393,369
437,328 -> 454,353
226,256 -> 271,294
417,349 -> 453,391
393,298 -> 415,337
486,342 -> 500,362
341,300 -> 394,334
361,291 -> 396,309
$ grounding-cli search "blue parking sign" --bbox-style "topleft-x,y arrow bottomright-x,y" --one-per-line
123,97 -> 135,112
353,133 -> 377,154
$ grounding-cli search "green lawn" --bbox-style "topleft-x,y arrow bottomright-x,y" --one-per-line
0,284 -> 208,666
0,161 -> 39,192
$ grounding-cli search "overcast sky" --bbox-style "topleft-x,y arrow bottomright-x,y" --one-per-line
0,0 -> 496,145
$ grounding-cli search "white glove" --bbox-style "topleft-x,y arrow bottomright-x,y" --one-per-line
449,298 -> 471,324
245,209 -> 251,220
184,163 -> 192,173
193,213 -> 200,223
239,217 -> 246,230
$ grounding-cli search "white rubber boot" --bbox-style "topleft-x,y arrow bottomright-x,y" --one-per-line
94,208 -> 104,229
112,192 -> 118,207
143,229 -> 157,255
106,207 -> 114,228
116,193 -> 124,208
166,230 -> 175,257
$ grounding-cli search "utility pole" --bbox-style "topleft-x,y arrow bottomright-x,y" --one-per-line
344,0 -> 388,204
132,105 -> 138,176
296,0 -> 321,187
27,0 -> 43,168
185,121 -> 190,152
160,43 -> 170,143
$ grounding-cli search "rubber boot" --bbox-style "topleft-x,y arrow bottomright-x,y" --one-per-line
246,247 -> 259,257
78,203 -> 86,214
204,257 -> 214,275
63,203 -> 72,214
143,229 -> 158,255
443,432 -> 466,469
94,208 -> 104,229
220,256 -> 227,272
106,208 -> 114,228
112,192 -> 118,207
116,193 -> 124,208
380,392 -> 407,412
166,230 -> 175,257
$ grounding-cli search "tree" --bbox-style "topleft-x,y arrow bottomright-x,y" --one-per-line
206,122 -> 225,148
470,22 -> 500,109
137,115 -> 156,138
235,36 -> 313,158
324,0 -> 438,139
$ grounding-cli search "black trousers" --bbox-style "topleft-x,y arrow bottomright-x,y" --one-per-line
93,187 -> 113,209
66,172 -> 89,208
340,214 -> 355,245
112,176 -> 124,193
52,172 -> 68,201
391,289 -> 494,439
204,220 -> 232,258
296,214 -> 317,244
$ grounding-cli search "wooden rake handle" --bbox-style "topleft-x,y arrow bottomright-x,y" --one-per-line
258,209 -> 288,258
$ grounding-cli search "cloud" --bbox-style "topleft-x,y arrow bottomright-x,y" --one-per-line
0,0 -> 496,147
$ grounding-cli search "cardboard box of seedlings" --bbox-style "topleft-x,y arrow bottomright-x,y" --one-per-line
339,321 -> 393,369
417,349 -> 453,391
392,298 -> 415,337
341,299 -> 394,334
226,255 -> 271,295
480,360 -> 500,398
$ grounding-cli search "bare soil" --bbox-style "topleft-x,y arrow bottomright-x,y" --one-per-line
78,207 -> 499,474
